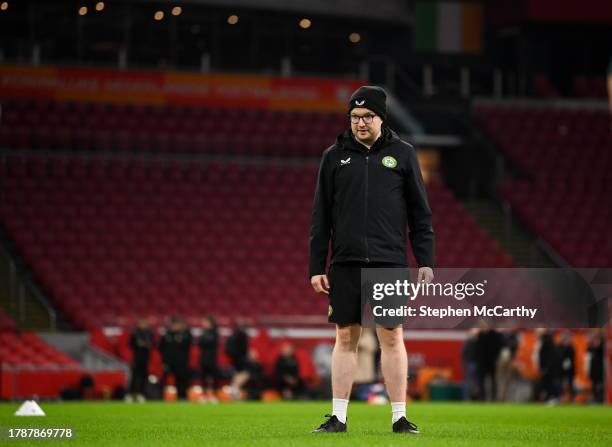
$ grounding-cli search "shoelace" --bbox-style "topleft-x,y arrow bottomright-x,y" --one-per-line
317,414 -> 336,429
399,419 -> 418,431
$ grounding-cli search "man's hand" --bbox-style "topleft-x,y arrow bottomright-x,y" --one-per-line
310,274 -> 329,295
417,267 -> 434,284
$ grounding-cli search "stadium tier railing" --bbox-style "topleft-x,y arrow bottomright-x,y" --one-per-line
0,226 -> 57,330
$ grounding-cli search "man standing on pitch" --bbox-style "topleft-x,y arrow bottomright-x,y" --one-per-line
309,86 -> 434,434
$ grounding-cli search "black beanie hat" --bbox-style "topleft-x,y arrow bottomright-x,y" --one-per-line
348,85 -> 387,120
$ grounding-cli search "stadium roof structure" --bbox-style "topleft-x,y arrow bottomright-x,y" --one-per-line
129,0 -> 413,24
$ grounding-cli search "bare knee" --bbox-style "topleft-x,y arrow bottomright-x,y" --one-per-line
377,327 -> 405,351
335,324 -> 361,351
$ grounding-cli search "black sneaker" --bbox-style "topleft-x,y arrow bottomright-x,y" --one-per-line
392,417 -> 420,434
312,414 -> 347,433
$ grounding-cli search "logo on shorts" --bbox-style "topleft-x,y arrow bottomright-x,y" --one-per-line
382,156 -> 397,168
328,305 -> 333,317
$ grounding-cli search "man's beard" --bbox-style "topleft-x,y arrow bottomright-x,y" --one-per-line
356,129 -> 375,144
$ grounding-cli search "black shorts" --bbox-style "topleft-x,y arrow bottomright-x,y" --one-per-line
201,363 -> 218,379
327,262 -> 407,326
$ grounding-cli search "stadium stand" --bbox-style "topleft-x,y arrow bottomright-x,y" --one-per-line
0,99 -> 346,156
0,155 -> 513,330
0,328 -> 126,399
0,331 -> 79,368
474,104 -> 611,267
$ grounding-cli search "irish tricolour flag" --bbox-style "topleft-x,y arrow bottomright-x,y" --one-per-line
415,1 -> 483,53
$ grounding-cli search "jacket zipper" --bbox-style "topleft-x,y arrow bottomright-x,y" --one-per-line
364,154 -> 370,263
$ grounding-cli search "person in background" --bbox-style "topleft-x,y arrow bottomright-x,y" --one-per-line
353,328 -> 378,400
225,321 -> 249,373
558,331 -> 576,402
496,329 -> 518,401
476,328 -> 502,401
159,316 -> 192,400
199,316 -> 219,403
275,343 -> 304,400
60,374 -> 96,401
538,330 -> 562,404
311,343 -> 333,399
461,329 -> 479,401
126,317 -> 154,403
230,349 -> 264,400
587,331 -> 604,403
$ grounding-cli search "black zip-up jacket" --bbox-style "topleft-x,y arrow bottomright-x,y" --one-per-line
308,127 -> 435,277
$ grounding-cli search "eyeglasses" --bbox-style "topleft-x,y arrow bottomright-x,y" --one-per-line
349,113 -> 376,124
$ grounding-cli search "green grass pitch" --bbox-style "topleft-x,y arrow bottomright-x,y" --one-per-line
1,401 -> 611,446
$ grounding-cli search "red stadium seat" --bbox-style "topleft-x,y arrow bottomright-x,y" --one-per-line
0,98 -> 347,156
0,154 -> 516,328
477,104 -> 610,267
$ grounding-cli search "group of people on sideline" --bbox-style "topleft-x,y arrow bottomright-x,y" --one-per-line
125,317 -> 605,404
126,316 -> 304,402
462,328 -> 605,404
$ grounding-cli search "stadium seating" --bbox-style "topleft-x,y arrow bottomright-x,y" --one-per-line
0,98 -> 347,156
0,156 -> 513,329
0,329 -> 126,399
475,104 -> 611,267
0,331 -> 79,367
532,74 -> 607,99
